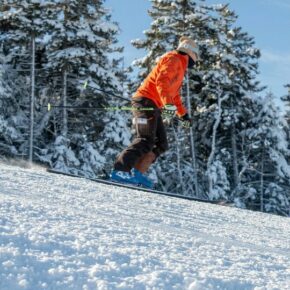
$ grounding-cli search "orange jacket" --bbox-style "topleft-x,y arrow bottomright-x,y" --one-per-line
133,51 -> 188,117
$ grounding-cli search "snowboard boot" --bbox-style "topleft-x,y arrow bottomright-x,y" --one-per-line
132,168 -> 153,189
110,170 -> 139,186
133,151 -> 156,189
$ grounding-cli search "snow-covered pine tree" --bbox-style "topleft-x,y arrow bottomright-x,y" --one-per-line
0,1 -> 45,63
1,1 -> 130,176
200,4 -> 263,199
0,0 -> 49,159
236,92 -> 290,216
0,53 -> 20,156
37,0 -> 129,176
284,83 -> 290,167
283,84 -> 290,110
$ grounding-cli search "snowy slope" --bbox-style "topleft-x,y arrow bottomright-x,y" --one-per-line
0,163 -> 289,290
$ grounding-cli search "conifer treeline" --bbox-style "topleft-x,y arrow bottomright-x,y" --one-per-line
0,0 -> 131,177
0,0 -> 289,216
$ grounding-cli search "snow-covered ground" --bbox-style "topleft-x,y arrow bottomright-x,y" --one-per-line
0,162 -> 289,290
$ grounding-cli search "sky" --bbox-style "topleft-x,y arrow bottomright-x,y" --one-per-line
105,0 -> 290,97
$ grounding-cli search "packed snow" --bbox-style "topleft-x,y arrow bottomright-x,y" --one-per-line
0,162 -> 289,290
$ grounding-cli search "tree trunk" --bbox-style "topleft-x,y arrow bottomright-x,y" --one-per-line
207,90 -> 225,196
185,72 -> 199,196
29,32 -> 36,165
231,122 -> 239,188
260,147 -> 265,212
173,125 -> 185,194
62,68 -> 68,136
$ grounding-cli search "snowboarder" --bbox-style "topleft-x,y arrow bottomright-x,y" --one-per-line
110,36 -> 199,188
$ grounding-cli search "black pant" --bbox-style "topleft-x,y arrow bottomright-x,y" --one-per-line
114,97 -> 168,172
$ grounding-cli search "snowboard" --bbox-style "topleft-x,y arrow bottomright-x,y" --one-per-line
47,169 -> 235,207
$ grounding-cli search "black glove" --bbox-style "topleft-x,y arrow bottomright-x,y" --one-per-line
180,113 -> 193,128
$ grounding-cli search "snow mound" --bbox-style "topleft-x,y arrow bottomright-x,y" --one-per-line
0,163 -> 289,290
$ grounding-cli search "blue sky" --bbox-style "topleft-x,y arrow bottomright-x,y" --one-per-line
105,0 -> 290,96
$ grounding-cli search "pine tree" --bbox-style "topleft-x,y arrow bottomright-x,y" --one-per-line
282,84 -> 290,113
1,0 -> 131,176
0,0 -> 49,159
236,92 -> 290,216
0,55 -> 18,156
0,49 -> 30,157
199,4 -> 263,198
37,0 -> 129,175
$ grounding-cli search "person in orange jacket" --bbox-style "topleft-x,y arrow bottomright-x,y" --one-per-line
110,36 -> 199,188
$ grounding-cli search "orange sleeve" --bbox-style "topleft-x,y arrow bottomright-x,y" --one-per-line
155,56 -> 180,106
174,93 -> 187,117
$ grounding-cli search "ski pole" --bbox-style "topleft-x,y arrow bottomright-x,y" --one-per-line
46,104 -> 191,127
46,103 -> 156,112
80,80 -> 131,103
